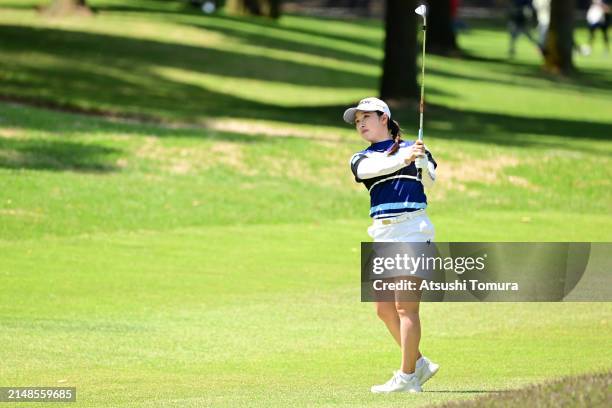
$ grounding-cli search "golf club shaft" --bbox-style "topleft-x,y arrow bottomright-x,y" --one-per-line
417,12 -> 427,180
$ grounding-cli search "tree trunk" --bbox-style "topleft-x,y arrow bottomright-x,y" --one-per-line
226,0 -> 260,15
543,0 -> 575,74
261,0 -> 281,18
42,0 -> 93,16
380,0 -> 418,101
225,0 -> 281,18
427,0 -> 458,55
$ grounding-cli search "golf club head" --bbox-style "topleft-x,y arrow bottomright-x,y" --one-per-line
415,4 -> 427,17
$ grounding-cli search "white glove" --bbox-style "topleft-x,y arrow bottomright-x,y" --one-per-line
414,155 -> 428,170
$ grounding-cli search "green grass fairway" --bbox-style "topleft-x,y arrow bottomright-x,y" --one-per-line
1,1 -> 611,407
2,223 -> 611,407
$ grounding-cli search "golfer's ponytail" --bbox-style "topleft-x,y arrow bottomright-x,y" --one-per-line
374,111 -> 402,155
386,119 -> 403,156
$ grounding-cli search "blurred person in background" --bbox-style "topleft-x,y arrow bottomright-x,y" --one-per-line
508,0 -> 541,57
583,0 -> 610,55
532,0 -> 551,52
451,0 -> 469,33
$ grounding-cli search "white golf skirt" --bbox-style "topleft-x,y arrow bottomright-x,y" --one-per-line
367,211 -> 435,282
367,210 -> 435,243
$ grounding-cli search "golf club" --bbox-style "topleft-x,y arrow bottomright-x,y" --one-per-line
415,4 -> 427,181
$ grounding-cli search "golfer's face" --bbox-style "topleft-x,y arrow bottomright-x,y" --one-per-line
355,111 -> 386,142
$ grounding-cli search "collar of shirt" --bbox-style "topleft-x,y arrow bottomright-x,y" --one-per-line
369,139 -> 394,151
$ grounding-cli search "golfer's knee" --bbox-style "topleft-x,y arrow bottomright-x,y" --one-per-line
375,303 -> 397,322
395,302 -> 419,318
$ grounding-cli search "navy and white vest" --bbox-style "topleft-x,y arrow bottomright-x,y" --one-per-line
350,139 -> 437,219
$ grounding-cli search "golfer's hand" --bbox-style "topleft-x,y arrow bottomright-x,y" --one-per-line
414,155 -> 428,170
404,140 -> 426,164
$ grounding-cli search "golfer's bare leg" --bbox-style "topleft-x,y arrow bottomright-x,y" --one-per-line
395,300 -> 421,374
394,277 -> 423,374
374,301 -> 423,359
374,301 -> 401,345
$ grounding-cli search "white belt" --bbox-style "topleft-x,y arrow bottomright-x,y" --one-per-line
372,209 -> 426,226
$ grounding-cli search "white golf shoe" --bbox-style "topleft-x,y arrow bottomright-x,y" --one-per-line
371,371 -> 422,393
415,356 -> 440,385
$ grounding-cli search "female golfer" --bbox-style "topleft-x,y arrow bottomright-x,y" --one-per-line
344,97 -> 439,393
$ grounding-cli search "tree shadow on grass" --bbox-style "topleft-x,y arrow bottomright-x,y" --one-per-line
195,12 -> 385,54
0,25 -> 372,89
0,24 -> 374,137
217,12 -> 385,47
0,138 -> 121,172
94,0 -> 199,16
88,1 -> 385,49
41,1 -> 385,67
427,66 -> 529,89
2,0 -> 200,16
460,50 -> 612,94
180,17 -> 381,66
1,99 -> 353,151
4,96 -> 610,158
0,23 -> 609,154
426,104 -> 612,141
0,24 -> 376,137
413,104 -> 612,157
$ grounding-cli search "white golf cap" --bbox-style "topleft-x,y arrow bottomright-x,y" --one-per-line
343,97 -> 391,124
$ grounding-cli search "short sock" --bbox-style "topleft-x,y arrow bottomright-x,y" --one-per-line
397,371 -> 415,380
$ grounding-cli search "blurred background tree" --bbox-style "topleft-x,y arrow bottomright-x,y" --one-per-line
380,0 -> 418,101
427,0 -> 459,55
544,0 -> 576,74
226,0 -> 282,18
